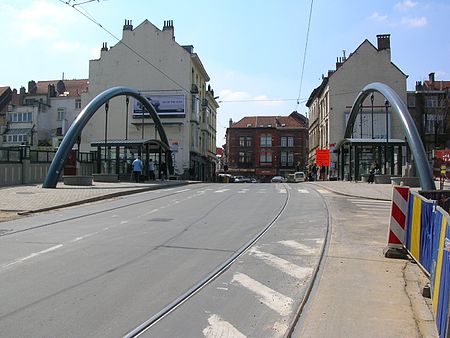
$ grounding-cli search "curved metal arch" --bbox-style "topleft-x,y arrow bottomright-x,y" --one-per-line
43,86 -> 171,188
344,82 -> 435,190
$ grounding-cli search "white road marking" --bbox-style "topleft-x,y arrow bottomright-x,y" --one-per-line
271,322 -> 289,338
214,189 -> 230,193
248,248 -> 313,280
232,273 -> 293,316
175,189 -> 190,193
297,189 -> 309,193
277,188 -> 287,194
120,220 -> 128,224
278,240 -> 318,255
316,189 -> 330,194
2,244 -> 63,269
216,287 -> 228,291
203,314 -> 246,338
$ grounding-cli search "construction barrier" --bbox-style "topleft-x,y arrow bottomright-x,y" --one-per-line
387,185 -> 410,248
403,190 -> 450,337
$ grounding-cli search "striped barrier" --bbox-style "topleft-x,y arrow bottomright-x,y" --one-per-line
388,185 -> 410,248
404,191 -> 449,338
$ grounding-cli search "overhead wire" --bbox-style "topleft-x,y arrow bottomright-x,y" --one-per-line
295,0 -> 314,112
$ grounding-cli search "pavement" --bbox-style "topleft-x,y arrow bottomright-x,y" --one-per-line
0,179 -> 444,337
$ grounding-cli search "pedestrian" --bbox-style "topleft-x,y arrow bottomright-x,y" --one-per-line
132,156 -> 143,183
148,159 -> 155,180
368,160 -> 379,183
160,161 -> 167,181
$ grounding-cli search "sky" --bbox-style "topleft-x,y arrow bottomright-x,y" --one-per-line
1,0 -> 449,147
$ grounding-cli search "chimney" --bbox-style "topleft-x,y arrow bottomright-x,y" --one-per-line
336,57 -> 343,70
163,20 -> 175,40
428,72 -> 435,83
101,42 -> 108,52
229,118 -> 233,128
376,34 -> 391,51
28,80 -> 37,94
123,19 -> 133,31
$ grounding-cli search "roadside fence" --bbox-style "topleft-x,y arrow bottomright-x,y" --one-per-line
395,188 -> 450,338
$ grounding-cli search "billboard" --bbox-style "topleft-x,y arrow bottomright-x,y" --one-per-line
316,149 -> 330,167
133,94 -> 185,118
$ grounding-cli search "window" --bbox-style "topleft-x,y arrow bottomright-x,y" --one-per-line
288,137 -> 294,147
6,134 -> 27,143
260,134 -> 272,147
238,151 -> 253,164
424,114 -> 444,134
75,99 -> 81,109
280,151 -> 294,166
57,108 -> 66,121
426,96 -> 438,108
7,112 -> 32,122
260,151 -> 272,163
407,94 -> 416,108
239,136 -> 252,147
281,136 -> 294,147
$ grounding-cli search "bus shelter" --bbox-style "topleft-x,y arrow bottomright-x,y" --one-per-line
91,139 -> 171,180
335,138 -> 408,181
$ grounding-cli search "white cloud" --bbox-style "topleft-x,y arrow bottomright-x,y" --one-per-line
395,0 -> 417,11
219,89 -> 251,102
5,0 -> 80,43
401,16 -> 427,28
370,12 -> 388,23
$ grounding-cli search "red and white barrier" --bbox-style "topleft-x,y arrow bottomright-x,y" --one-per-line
387,185 -> 410,248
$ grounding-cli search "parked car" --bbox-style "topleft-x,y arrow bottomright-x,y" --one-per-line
234,176 -> 244,183
294,171 -> 306,182
270,176 -> 285,183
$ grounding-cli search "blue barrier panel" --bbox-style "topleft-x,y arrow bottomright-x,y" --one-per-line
420,199 -> 436,272
431,212 -> 443,291
436,213 -> 449,338
405,193 -> 414,252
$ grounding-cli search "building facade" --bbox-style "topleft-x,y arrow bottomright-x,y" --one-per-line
407,72 -> 450,160
1,79 -> 88,148
81,19 -> 218,180
225,112 -> 308,182
307,34 -> 408,179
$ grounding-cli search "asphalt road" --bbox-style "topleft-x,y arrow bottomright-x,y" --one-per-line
0,183 -> 328,338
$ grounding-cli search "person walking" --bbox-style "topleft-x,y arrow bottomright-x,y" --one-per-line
148,159 -> 155,180
132,156 -> 143,183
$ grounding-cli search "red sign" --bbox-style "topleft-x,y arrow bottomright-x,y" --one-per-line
316,149 -> 330,167
435,150 -> 450,164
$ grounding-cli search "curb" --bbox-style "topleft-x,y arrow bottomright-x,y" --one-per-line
18,181 -> 195,215
307,182 -> 391,201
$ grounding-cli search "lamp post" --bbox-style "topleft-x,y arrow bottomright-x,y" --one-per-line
370,93 -> 374,139
142,106 -> 145,140
105,101 -> 109,174
385,100 -> 389,174
125,96 -> 129,140
360,104 -> 363,138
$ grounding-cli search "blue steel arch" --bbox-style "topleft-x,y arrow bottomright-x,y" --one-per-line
344,82 -> 435,190
43,86 -> 172,188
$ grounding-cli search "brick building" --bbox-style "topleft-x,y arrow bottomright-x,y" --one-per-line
225,112 -> 308,182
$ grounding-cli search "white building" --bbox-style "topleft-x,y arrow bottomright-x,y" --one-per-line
2,79 -> 87,148
81,19 -> 218,180
307,34 -> 408,179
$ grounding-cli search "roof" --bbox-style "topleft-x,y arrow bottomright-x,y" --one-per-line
4,128 -> 33,135
422,80 -> 450,91
230,116 -> 305,129
34,79 -> 89,97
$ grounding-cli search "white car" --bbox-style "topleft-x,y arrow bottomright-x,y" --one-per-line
270,176 -> 285,183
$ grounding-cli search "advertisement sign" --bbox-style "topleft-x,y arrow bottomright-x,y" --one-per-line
316,149 -> 330,167
133,94 -> 185,118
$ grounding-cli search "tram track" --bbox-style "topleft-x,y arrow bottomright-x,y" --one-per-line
124,183 -> 291,337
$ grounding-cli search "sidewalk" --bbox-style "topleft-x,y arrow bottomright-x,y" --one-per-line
294,181 -> 438,338
0,180 -> 192,221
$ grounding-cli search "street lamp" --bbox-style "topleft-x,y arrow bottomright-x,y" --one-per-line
125,96 -> 129,140
385,100 -> 389,174
370,93 -> 374,139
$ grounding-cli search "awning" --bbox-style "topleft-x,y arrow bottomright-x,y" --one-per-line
90,138 -> 170,151
4,128 -> 32,135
